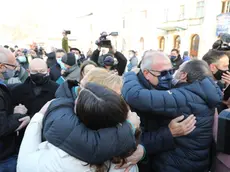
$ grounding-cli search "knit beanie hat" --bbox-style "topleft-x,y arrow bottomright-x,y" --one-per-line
62,53 -> 76,66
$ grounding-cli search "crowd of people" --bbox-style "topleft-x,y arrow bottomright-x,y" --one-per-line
0,33 -> 230,172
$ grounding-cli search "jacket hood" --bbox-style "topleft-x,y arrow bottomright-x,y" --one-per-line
182,77 -> 222,108
55,80 -> 78,99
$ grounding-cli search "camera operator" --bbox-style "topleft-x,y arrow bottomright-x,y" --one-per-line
90,32 -> 127,76
62,30 -> 69,53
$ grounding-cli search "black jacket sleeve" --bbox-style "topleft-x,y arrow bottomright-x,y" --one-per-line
0,90 -> 23,137
90,49 -> 100,66
114,51 -> 127,76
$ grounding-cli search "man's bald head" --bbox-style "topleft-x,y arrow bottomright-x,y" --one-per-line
141,51 -> 172,72
0,47 -> 16,65
29,58 -> 48,74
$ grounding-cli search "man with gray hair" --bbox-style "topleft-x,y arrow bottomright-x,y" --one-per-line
173,60 -> 212,85
122,50 -> 222,172
0,47 -> 30,172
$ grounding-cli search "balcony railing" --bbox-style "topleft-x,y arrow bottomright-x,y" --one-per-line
158,18 -> 204,31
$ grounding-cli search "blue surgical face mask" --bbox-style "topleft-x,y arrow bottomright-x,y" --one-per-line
57,58 -> 67,70
171,56 -> 177,61
2,68 -> 16,80
156,72 -> 173,90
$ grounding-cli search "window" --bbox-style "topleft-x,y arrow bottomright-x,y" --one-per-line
159,37 -> 165,51
190,34 -> 200,58
140,37 -> 144,51
164,8 -> 169,22
123,18 -> 125,29
179,5 -> 185,19
222,0 -> 230,13
122,39 -> 126,52
90,24 -> 93,32
222,1 -> 226,13
227,1 -> 230,12
141,10 -> 148,19
90,41 -> 93,49
196,0 -> 205,18
174,35 -> 181,50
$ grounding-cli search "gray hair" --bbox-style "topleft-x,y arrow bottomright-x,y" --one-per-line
181,60 -> 212,83
140,50 -> 170,72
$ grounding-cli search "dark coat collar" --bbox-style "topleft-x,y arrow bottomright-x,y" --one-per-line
137,71 -> 154,90
24,77 -> 56,93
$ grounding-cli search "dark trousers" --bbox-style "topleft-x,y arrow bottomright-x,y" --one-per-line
0,155 -> 17,172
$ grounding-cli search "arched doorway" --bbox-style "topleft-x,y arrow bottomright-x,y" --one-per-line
174,35 -> 181,50
159,36 -> 165,51
140,37 -> 144,51
190,34 -> 200,58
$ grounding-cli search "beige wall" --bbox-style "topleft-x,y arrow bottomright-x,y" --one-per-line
0,0 -> 223,59
119,0 -> 222,59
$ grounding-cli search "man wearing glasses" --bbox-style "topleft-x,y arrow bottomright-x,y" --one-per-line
121,51 -> 221,172
0,59 -> 28,85
0,47 -> 30,172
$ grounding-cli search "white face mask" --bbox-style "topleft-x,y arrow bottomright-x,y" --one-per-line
101,48 -> 110,55
75,54 -> 80,60
129,53 -> 134,58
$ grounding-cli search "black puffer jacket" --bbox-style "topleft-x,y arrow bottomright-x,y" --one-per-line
0,81 -> 26,160
90,49 -> 127,76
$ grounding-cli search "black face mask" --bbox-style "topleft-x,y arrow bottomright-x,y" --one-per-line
30,73 -> 49,85
213,69 -> 228,80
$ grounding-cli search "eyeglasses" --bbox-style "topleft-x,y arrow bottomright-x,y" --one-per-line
0,63 -> 18,70
148,69 -> 175,77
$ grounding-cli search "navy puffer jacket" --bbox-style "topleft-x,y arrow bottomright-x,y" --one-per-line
42,80 -> 136,164
122,72 -> 222,172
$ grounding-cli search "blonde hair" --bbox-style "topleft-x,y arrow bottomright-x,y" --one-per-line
81,68 -> 123,92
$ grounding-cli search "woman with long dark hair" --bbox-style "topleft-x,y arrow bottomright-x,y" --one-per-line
76,83 -> 141,171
